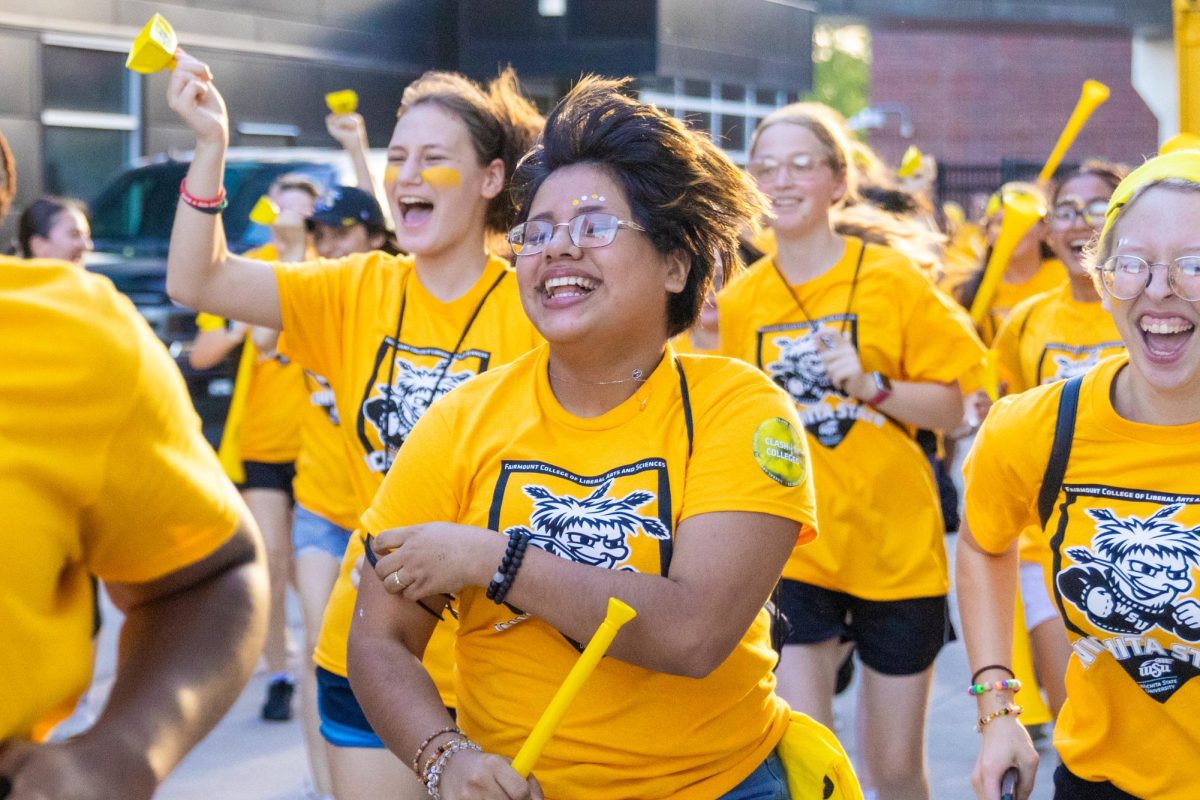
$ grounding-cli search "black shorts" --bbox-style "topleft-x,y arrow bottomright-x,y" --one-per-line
1053,764 -> 1141,799
777,579 -> 954,675
237,460 -> 296,502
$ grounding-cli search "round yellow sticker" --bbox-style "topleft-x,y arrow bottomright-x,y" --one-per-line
753,417 -> 806,487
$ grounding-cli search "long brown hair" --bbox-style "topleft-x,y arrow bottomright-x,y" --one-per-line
398,67 -> 543,234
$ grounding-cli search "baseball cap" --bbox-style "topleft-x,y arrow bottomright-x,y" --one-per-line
307,186 -> 385,229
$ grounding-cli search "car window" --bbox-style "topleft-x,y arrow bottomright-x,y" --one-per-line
90,160 -> 338,257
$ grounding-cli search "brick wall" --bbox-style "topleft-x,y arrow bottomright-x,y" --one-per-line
867,26 -> 1159,171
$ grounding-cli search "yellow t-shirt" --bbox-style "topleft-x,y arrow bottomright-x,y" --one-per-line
720,237 -> 984,598
0,258 -> 242,741
993,283 -> 1125,395
978,258 -> 1068,346
275,251 -> 540,695
964,355 -> 1200,799
293,370 -> 359,531
195,246 -> 307,465
992,283 -> 1126,566
361,345 -> 817,800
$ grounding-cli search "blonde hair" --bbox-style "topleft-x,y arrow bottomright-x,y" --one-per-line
1084,178 -> 1200,273
750,102 -> 859,206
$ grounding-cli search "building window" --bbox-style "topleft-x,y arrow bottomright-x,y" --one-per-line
539,0 -> 566,16
41,39 -> 139,198
638,78 -> 784,164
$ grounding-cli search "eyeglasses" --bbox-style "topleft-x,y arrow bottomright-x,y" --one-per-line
1098,255 -> 1200,302
747,153 -> 827,184
507,212 -> 645,257
1051,198 -> 1109,228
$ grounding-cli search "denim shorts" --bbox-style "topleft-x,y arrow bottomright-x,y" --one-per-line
292,504 -> 353,559
721,751 -> 791,800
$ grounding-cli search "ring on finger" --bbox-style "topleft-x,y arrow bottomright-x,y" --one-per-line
387,571 -> 408,591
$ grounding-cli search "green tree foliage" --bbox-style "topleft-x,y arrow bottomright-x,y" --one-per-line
805,25 -> 870,119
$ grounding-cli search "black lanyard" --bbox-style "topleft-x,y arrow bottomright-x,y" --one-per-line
381,267 -> 509,470
770,238 -> 866,340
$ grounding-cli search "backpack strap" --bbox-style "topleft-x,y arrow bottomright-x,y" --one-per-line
1037,375 -> 1083,528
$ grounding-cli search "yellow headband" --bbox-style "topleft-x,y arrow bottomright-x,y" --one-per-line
1100,149 -> 1200,243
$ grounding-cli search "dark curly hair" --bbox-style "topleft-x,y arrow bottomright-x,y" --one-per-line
510,76 -> 769,337
0,130 -> 15,221
399,67 -> 543,234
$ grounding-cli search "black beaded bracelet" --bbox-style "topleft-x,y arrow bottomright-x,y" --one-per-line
970,664 -> 1016,685
486,531 -> 531,604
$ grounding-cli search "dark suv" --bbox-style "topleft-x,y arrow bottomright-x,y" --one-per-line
87,149 -> 369,437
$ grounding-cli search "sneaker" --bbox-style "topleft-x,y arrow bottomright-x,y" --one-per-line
261,678 -> 294,722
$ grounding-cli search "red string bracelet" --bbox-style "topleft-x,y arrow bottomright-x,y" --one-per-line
180,177 -> 227,214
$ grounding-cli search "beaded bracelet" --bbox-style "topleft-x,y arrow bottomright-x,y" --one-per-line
424,738 -> 482,799
976,703 -> 1023,732
179,177 -> 228,214
486,531 -> 531,605
966,678 -> 1022,697
970,664 -> 1016,685
411,725 -> 461,773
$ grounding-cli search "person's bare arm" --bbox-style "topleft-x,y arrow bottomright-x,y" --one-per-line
349,558 -> 542,800
371,510 -> 799,678
164,51 -> 281,328
956,519 -> 1039,800
0,514 -> 268,800
326,112 -> 375,192
189,324 -> 243,370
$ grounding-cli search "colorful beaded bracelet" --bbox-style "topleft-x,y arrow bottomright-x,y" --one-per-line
967,678 -> 1022,696
976,703 -> 1023,732
411,725 -> 461,773
424,738 -> 481,799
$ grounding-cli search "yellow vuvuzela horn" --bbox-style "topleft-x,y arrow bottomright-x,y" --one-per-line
249,196 -> 279,226
969,190 -> 1047,327
510,597 -> 637,778
126,14 -> 179,74
1038,80 -> 1110,183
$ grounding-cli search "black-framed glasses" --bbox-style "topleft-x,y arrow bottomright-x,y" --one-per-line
747,153 -> 825,184
1051,198 -> 1110,229
1098,255 -> 1200,301
507,212 -> 646,257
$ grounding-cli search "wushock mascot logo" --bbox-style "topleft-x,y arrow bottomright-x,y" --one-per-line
1037,341 -> 1123,385
757,318 -> 884,448
489,459 -> 673,576
503,481 -> 670,570
1058,502 -> 1200,700
357,341 -> 490,472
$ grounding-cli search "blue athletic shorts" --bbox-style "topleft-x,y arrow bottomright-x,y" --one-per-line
316,666 -> 385,749
292,504 -> 352,559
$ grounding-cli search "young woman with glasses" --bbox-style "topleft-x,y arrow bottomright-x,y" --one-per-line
988,160 -> 1128,723
959,150 -> 1200,800
719,102 -> 984,800
163,53 -> 543,800
347,77 -> 821,800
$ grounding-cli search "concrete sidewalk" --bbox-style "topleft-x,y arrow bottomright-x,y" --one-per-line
79,539 -> 1057,800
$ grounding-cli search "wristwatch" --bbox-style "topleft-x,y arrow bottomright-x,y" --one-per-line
865,371 -> 893,406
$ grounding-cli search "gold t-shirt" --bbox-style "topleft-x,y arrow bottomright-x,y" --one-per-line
965,355 -> 1200,799
720,237 -> 984,598
361,345 -> 817,799
275,251 -> 540,698
991,283 -> 1125,565
0,258 -> 241,740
